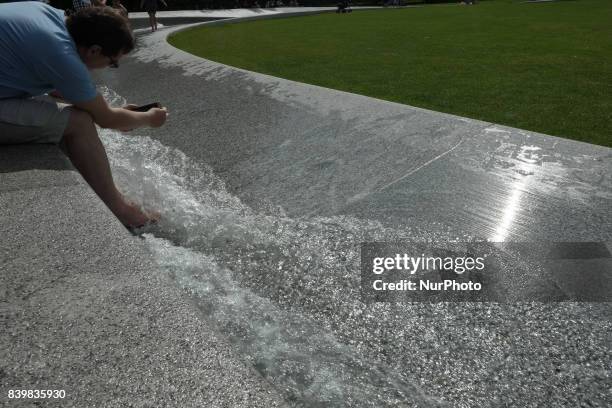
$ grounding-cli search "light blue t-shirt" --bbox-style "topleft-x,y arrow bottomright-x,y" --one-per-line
0,2 -> 97,102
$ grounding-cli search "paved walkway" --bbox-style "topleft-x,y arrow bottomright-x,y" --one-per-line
130,7 -> 338,19
129,7 -> 378,29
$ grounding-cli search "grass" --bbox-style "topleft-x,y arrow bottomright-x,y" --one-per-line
169,0 -> 612,147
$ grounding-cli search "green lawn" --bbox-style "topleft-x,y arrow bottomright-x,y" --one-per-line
169,0 -> 612,147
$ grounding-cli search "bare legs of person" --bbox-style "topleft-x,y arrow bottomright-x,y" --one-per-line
148,13 -> 155,32
60,108 -> 158,228
148,12 -> 157,32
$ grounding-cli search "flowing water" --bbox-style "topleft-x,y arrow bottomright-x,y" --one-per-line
100,87 -> 448,407
97,86 -> 612,407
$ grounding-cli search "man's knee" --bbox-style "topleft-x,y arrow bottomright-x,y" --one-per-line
63,108 -> 95,140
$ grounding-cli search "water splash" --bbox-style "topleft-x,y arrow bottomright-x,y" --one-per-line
99,87 -> 445,407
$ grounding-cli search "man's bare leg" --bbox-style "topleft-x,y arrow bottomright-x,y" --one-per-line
60,108 -> 156,228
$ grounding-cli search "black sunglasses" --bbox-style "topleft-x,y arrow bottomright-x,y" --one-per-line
108,56 -> 119,69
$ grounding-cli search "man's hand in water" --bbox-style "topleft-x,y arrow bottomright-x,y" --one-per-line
113,198 -> 161,229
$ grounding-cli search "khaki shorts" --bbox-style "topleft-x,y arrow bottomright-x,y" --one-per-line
0,96 -> 72,145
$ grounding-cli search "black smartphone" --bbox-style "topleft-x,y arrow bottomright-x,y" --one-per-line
131,102 -> 161,112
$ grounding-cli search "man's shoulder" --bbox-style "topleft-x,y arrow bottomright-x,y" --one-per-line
3,3 -> 68,43
24,8 -> 76,59
20,5 -> 88,83
0,3 -> 72,63
0,2 -> 64,21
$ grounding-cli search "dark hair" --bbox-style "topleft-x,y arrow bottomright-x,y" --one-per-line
66,7 -> 134,57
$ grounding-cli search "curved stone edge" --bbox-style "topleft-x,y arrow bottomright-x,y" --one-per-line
160,9 -> 611,151
124,15 -> 610,225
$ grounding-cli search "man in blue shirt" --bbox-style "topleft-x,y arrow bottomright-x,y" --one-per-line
0,2 -> 167,228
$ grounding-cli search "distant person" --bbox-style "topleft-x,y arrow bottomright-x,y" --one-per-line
141,0 -> 167,32
336,0 -> 352,13
72,0 -> 106,14
111,0 -> 128,18
73,0 -> 92,11
0,3 -> 167,227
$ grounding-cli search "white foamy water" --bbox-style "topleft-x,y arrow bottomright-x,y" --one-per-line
99,88 -> 445,407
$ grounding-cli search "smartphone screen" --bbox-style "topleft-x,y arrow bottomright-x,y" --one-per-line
132,102 -> 161,112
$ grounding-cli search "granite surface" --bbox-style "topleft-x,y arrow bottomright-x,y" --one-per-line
1,8 -> 611,408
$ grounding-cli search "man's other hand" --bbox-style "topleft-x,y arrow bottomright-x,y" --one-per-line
75,94 -> 168,130
147,107 -> 167,128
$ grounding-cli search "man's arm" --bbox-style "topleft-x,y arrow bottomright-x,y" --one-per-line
74,93 -> 167,130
